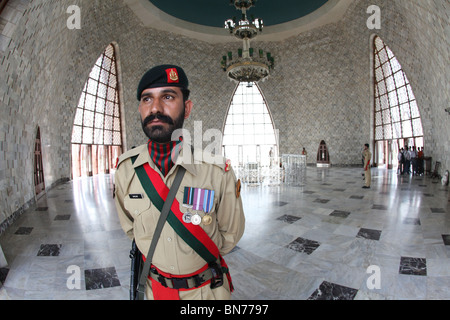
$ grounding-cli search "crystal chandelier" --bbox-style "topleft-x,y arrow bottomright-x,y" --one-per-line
221,0 -> 274,83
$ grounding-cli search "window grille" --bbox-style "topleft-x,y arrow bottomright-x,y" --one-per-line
222,82 -> 278,168
373,36 -> 423,142
72,44 -> 122,146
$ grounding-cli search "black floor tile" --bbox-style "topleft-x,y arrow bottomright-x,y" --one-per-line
54,215 -> 71,221
357,228 -> 382,241
330,210 -> 351,218
85,267 -> 121,290
399,257 -> 427,276
14,227 -> 34,235
372,204 -> 388,210
308,281 -> 358,300
272,201 -> 288,207
0,268 -> 9,284
37,244 -> 62,257
276,215 -> 301,224
286,237 -> 320,255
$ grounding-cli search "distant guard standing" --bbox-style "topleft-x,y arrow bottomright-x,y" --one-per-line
362,143 -> 372,189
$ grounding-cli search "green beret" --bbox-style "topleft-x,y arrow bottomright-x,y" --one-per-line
137,65 -> 189,101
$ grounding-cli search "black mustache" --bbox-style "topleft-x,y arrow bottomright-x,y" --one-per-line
143,114 -> 174,127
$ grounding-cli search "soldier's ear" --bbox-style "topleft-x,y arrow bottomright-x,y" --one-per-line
184,100 -> 193,120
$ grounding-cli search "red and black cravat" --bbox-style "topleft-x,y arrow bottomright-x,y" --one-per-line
147,138 -> 183,177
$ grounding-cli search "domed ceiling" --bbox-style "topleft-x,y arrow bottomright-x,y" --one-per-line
148,0 -> 329,28
124,0 -> 353,43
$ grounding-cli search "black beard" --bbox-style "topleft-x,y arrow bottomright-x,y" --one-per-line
141,112 -> 185,143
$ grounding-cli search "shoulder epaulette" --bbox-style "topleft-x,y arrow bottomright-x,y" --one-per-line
195,148 -> 227,172
116,144 -> 147,168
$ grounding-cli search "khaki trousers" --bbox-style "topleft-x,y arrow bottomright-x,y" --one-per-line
364,168 -> 371,187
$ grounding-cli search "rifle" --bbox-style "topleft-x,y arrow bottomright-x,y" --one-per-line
129,239 -> 143,300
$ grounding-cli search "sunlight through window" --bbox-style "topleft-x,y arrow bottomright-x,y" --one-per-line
222,82 -> 278,168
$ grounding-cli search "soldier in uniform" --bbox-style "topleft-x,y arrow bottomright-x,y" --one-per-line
362,143 -> 372,189
114,65 -> 245,300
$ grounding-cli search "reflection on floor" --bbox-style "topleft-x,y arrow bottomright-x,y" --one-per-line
0,167 -> 449,300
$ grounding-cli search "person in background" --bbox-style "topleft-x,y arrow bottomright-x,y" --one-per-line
417,147 -> 424,175
302,147 -> 307,156
410,146 -> 417,175
362,143 -> 372,189
398,148 -> 404,175
404,147 -> 411,174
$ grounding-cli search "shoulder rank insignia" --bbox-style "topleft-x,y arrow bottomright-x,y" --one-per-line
225,159 -> 231,172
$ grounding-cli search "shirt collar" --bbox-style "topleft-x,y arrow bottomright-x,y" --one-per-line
132,142 -> 198,177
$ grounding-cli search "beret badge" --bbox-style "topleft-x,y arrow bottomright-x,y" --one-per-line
166,68 -> 179,83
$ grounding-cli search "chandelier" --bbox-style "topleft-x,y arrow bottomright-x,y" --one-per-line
221,0 -> 274,83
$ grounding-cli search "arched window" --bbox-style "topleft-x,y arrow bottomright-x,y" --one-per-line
71,44 -> 123,178
34,127 -> 45,196
373,36 -> 424,167
222,82 -> 278,169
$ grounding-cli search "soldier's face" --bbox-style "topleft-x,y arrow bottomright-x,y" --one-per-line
139,87 -> 192,143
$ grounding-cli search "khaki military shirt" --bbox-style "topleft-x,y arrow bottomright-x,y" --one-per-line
114,143 -> 245,278
363,149 -> 372,171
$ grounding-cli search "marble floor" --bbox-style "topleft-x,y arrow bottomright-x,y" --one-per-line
0,166 -> 449,300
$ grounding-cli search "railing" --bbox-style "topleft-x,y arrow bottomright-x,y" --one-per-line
235,155 -> 307,186
281,154 -> 307,185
